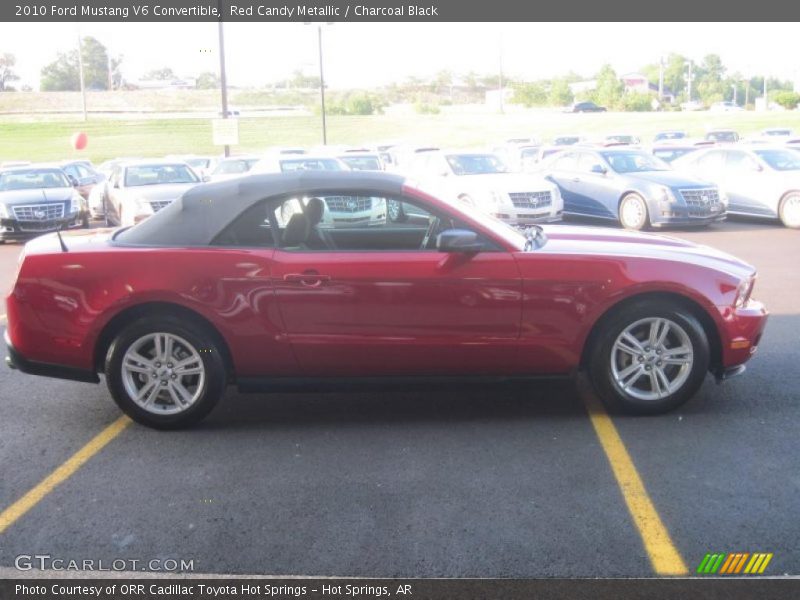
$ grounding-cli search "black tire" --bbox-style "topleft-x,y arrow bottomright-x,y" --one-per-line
105,315 -> 227,429
103,197 -> 113,227
387,199 -> 407,223
588,301 -> 710,415
778,192 -> 800,229
618,193 -> 650,230
81,213 -> 90,229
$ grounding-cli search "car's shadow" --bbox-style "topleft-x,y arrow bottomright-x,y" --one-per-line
562,213 -> 782,232
198,378 -> 587,431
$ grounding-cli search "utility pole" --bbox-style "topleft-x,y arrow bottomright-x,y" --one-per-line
76,29 -> 87,122
763,75 -> 768,110
217,16 -> 230,157
686,60 -> 693,102
658,56 -> 664,100
317,25 -> 327,145
498,35 -> 504,114
732,84 -> 737,105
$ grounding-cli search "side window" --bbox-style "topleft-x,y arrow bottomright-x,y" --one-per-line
725,151 -> 758,172
577,153 -> 603,173
697,151 -> 725,174
553,152 -> 577,171
211,201 -> 274,247
271,192 -> 496,253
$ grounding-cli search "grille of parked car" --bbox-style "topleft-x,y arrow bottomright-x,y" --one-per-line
12,202 -> 66,221
680,189 -> 720,207
324,196 -> 372,213
509,191 -> 552,209
149,200 -> 173,212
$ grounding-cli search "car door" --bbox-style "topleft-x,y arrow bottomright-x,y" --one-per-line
106,167 -> 124,224
269,191 -> 523,377
546,152 -> 582,212
723,150 -> 773,216
572,152 -> 619,219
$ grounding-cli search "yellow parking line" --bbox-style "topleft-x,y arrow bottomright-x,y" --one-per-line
0,415 -> 131,535
583,391 -> 688,575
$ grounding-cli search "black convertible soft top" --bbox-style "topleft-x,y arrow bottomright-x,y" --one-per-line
114,171 -> 407,246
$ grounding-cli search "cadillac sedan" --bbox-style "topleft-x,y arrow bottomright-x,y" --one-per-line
4,172 -> 767,429
671,145 -> 800,228
543,148 -> 727,230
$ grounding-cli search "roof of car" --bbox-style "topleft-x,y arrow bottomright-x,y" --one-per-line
114,171 -> 407,247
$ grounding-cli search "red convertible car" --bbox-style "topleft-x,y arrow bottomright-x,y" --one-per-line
4,172 -> 767,429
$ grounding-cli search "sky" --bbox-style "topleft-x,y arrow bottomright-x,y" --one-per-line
1,22 -> 799,90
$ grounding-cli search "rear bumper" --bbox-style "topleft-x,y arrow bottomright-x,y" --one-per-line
4,329 -> 99,383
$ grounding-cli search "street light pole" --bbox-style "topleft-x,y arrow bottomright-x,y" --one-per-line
217,17 -> 230,157
317,25 -> 327,145
76,29 -> 87,122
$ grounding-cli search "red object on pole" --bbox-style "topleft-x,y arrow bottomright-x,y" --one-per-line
71,132 -> 88,150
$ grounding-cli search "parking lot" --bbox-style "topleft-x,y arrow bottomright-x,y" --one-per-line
0,216 -> 798,578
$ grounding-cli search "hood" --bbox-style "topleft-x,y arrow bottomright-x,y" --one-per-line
126,183 -> 197,202
626,170 -> 715,188
456,172 -> 554,193
534,224 -> 755,279
0,187 -> 75,205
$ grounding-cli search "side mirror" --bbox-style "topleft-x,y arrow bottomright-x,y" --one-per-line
202,174 -> 211,182
752,163 -> 763,172
436,229 -> 483,253
68,175 -> 79,187
591,164 -> 607,175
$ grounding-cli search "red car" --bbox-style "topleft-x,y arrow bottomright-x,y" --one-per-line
4,172 -> 768,429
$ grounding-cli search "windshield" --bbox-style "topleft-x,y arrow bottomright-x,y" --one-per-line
214,159 -> 259,175
708,131 -> 737,142
653,148 -> 693,163
656,132 -> 686,141
602,151 -> 670,173
185,158 -> 211,169
606,135 -> 636,144
446,154 -> 507,175
279,158 -> 344,172
124,164 -> 199,186
754,149 -> 800,171
0,168 -> 70,191
340,156 -> 382,171
554,136 -> 580,145
764,129 -> 791,136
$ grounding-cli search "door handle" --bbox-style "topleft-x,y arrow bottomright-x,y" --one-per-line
283,272 -> 331,286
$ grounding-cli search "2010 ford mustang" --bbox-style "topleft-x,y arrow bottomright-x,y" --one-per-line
4,171 -> 768,429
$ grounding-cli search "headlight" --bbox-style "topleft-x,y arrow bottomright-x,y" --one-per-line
656,186 -> 677,204
488,190 -> 507,206
69,194 -> 81,214
734,276 -> 755,308
0,203 -> 8,219
134,198 -> 154,215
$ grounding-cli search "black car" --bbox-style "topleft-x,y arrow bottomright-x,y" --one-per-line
566,101 -> 607,113
0,166 -> 89,242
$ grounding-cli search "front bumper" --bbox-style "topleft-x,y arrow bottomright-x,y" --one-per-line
492,209 -> 563,226
716,299 -> 769,375
650,203 -> 727,227
4,329 -> 99,383
0,213 -> 84,241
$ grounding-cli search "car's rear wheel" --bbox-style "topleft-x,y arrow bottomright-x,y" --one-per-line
387,199 -> 407,223
588,302 -> 710,414
619,193 -> 650,230
105,316 -> 226,429
778,192 -> 800,228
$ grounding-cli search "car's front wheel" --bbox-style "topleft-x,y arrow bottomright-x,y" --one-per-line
105,316 -> 226,429
779,192 -> 800,228
619,193 -> 650,230
588,302 -> 710,414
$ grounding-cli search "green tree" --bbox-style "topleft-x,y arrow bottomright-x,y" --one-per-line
593,64 -> 623,109
195,71 -> 219,89
772,90 -> 800,110
662,53 -> 688,98
40,51 -> 79,91
512,81 -> 547,107
548,78 -> 573,106
144,67 -> 177,81
40,37 -> 117,91
0,53 -> 20,91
